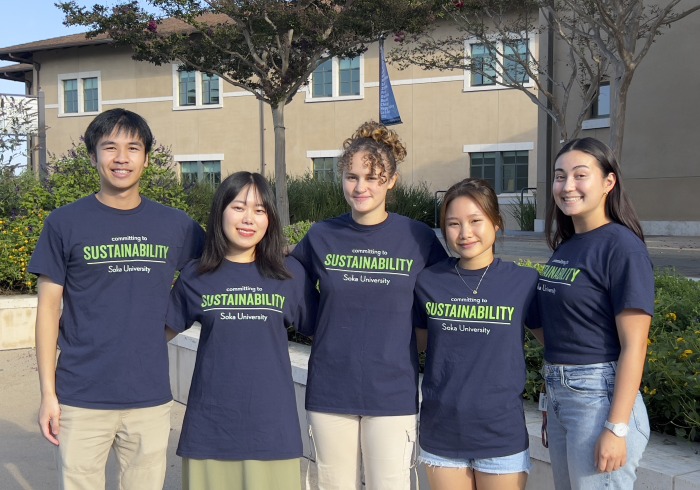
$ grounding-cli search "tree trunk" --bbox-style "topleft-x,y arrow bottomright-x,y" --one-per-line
609,70 -> 632,163
271,103 -> 290,228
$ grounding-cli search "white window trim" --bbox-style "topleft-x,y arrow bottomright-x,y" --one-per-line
172,65 -> 224,110
307,149 -> 342,173
57,71 -> 102,117
174,154 -> 225,163
463,142 -> 534,153
305,55 -> 365,102
582,117 -> 611,130
463,33 -> 536,92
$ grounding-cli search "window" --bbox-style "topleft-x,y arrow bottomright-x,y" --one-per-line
504,41 -> 529,84
179,160 -> 222,186
313,157 -> 338,182
179,71 -> 196,106
592,81 -> 610,118
173,66 -> 223,109
308,56 -> 363,101
470,44 -> 496,87
63,79 -> 78,114
58,72 -> 101,116
83,77 -> 99,112
339,58 -> 360,96
312,59 -> 333,98
469,150 -> 529,194
202,73 -> 220,105
464,36 -> 534,91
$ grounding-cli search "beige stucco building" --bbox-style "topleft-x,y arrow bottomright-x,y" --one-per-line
1,10 -> 698,234
0,20 -> 539,230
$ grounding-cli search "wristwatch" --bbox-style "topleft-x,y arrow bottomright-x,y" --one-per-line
604,421 -> 629,437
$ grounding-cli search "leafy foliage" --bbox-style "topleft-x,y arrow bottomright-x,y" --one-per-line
0,95 -> 38,171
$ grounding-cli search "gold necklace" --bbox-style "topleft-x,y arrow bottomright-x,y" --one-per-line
454,262 -> 490,295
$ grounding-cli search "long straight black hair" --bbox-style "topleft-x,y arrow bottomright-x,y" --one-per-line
545,137 -> 644,250
198,172 -> 290,279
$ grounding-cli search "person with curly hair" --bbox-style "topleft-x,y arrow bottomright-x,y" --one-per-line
292,121 -> 447,489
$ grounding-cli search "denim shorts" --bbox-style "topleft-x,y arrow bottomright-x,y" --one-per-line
418,447 -> 531,474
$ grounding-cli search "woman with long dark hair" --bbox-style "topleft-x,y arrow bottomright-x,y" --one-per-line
539,138 -> 653,489
166,172 -> 317,490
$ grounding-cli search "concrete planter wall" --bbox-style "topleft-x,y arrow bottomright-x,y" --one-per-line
0,295 -> 37,350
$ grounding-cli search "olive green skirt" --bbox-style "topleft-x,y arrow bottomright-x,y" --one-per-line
182,457 -> 302,490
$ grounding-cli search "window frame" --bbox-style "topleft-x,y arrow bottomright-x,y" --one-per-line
307,150 -> 342,180
463,142 -> 534,195
174,154 -> 225,186
463,34 -> 536,92
582,81 -> 612,130
57,71 -> 102,117
172,65 -> 224,110
306,55 -> 365,102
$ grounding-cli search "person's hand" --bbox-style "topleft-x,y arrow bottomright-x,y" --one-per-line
594,428 -> 627,472
38,394 -> 61,445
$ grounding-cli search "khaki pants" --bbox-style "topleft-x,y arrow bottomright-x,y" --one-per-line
55,401 -> 172,490
306,411 -> 417,490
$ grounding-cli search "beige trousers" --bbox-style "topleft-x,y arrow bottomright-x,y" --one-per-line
306,411 -> 417,490
55,401 -> 172,490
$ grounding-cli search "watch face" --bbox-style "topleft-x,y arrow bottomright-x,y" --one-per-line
613,424 -> 629,437
606,421 -> 629,437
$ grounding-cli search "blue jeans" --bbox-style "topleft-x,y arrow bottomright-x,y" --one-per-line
543,362 -> 650,490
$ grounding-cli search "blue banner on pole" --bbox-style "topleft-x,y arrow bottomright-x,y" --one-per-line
379,39 -> 401,126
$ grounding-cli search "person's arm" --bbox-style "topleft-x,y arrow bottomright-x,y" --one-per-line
594,309 -> 650,473
529,327 -> 545,345
415,328 -> 428,353
165,326 -> 179,342
35,276 -> 64,446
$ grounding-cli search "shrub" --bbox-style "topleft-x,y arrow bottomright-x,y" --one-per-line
286,174 -> 347,224
184,181 -> 215,226
284,220 -> 313,245
508,192 -> 537,231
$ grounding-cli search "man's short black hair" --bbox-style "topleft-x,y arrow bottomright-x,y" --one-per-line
84,108 -> 154,156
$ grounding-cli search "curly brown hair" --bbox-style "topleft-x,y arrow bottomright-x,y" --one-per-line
338,121 -> 407,184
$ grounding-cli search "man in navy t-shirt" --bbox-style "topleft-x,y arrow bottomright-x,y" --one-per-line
29,109 -> 204,490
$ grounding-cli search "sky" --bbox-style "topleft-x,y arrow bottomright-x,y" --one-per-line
0,1 -> 163,95
0,1 -> 94,95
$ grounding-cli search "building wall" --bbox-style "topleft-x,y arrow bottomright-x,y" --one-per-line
30,28 -> 540,229
545,5 -> 700,233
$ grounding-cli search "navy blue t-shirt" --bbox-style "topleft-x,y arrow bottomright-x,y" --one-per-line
291,213 -> 447,416
414,258 -> 539,459
28,195 -> 205,409
167,257 -> 317,461
537,223 -> 655,364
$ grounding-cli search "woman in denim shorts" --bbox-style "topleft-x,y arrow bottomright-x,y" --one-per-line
537,138 -> 654,489
414,178 -> 540,490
